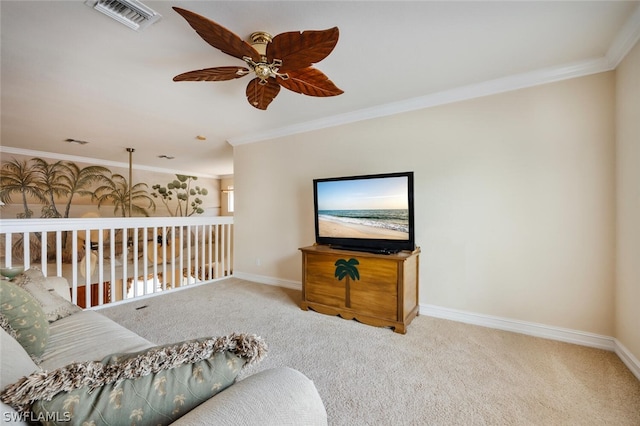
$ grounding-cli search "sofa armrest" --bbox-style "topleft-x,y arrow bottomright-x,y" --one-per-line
171,367 -> 327,426
43,276 -> 72,303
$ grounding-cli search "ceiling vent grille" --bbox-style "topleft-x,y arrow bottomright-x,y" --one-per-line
85,0 -> 161,31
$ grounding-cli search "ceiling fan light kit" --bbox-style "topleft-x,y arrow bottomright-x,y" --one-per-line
172,7 -> 343,110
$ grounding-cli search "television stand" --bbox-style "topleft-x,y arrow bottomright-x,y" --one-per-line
299,245 -> 420,333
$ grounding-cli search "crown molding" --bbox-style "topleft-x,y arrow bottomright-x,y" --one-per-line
229,4 -> 640,148
228,57 -> 611,147
606,3 -> 640,68
0,146 -> 218,179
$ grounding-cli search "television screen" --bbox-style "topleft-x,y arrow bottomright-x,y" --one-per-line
313,171 -> 415,253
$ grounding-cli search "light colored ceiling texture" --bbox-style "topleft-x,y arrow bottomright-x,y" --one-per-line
1,1 -> 639,178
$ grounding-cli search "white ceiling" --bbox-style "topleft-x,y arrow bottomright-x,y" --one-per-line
2,1 -> 639,178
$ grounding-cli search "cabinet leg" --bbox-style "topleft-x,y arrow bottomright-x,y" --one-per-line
394,324 -> 407,334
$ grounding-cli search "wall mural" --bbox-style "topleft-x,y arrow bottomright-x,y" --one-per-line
0,153 -> 221,220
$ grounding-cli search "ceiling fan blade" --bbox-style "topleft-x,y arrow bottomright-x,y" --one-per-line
278,68 -> 343,97
267,27 -> 339,72
246,78 -> 281,110
173,7 -> 260,63
173,66 -> 250,82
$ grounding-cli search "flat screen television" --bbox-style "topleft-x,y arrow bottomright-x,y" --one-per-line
313,171 -> 415,254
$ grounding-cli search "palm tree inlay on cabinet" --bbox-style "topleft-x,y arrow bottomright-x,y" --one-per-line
334,258 -> 359,308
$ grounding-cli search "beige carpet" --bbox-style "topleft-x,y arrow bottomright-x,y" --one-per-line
99,278 -> 640,426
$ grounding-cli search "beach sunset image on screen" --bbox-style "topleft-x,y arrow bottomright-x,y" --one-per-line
316,176 -> 410,240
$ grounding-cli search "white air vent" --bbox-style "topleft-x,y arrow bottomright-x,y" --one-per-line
85,0 -> 161,31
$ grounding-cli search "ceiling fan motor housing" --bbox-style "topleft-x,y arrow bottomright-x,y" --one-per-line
249,31 -> 272,56
245,31 -> 286,84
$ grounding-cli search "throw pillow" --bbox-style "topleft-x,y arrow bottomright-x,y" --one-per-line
0,327 -> 41,389
0,281 -> 50,359
1,333 -> 267,426
13,268 -> 81,322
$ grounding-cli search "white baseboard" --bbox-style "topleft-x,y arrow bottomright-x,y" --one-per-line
232,271 -> 301,290
421,303 -> 616,350
614,339 -> 640,381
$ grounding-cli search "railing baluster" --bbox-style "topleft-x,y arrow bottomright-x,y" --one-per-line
159,226 -> 166,291
110,228 -> 116,305
4,233 -> 11,267
133,227 -> 139,297
84,229 -> 91,308
40,231 -> 47,274
170,226 -> 176,289
194,225 -> 200,282
98,227 -> 104,305
187,226 -> 192,285
213,224 -> 220,278
179,226 -> 184,287
220,225 -> 226,276
152,227 -> 158,292
55,231 -> 62,277
201,225 -> 206,280
22,231 -> 30,270
141,227 -> 148,296
207,225 -> 212,280
122,227 -> 128,301
71,230 -> 78,305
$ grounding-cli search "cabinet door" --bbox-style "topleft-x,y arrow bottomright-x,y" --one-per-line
305,254 -> 346,308
349,257 -> 398,320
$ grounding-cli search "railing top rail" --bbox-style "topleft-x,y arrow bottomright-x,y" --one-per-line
0,216 -> 233,233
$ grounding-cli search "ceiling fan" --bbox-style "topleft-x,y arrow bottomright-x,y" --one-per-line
172,7 -> 344,110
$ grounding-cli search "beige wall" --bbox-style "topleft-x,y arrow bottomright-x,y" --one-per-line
616,41 -> 640,360
235,71 -> 616,336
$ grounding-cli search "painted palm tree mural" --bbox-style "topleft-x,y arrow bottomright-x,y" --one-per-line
0,157 -> 210,219
60,162 -> 113,219
94,174 -> 156,217
335,258 -> 360,308
0,158 -> 113,220
151,174 -> 208,217
0,158 -> 47,218
32,158 -> 71,218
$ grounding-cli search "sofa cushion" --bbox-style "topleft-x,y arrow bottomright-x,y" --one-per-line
0,281 -> 49,359
171,367 -> 328,426
0,328 -> 41,390
1,328 -> 41,426
39,310 -> 155,371
13,268 -> 80,322
1,334 -> 267,426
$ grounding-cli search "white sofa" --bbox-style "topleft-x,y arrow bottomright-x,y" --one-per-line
1,275 -> 327,425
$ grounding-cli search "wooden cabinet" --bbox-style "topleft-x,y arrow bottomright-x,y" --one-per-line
76,283 -> 111,308
299,245 -> 420,334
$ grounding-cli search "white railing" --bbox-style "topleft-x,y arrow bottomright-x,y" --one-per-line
0,216 -> 233,308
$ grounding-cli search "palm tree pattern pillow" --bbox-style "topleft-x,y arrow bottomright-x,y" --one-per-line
0,281 -> 50,358
1,333 -> 267,426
